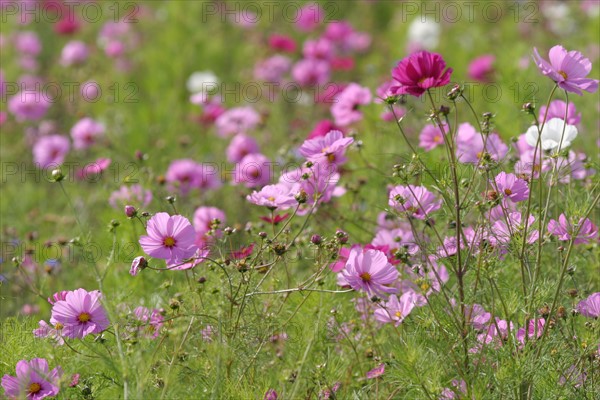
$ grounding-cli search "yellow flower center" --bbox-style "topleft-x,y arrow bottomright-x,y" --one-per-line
327,153 -> 336,163
395,311 -> 403,318
359,272 -> 372,283
267,196 -> 275,202
420,282 -> 430,291
29,383 -> 42,394
54,322 -> 64,330
163,236 -> 176,247
504,188 -> 512,196
78,312 -> 91,323
433,135 -> 442,143
558,70 -> 568,80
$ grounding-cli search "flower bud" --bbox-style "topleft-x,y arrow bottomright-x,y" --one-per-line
125,205 -> 137,218
310,234 -> 322,245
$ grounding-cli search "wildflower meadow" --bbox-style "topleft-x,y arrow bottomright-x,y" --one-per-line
1,1 -> 600,399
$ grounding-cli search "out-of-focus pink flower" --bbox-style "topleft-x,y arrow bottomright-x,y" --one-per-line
60,40 -> 89,66
292,58 -> 330,87
70,117 -> 105,150
234,153 -> 272,188
226,133 -> 259,163
418,122 -> 447,151
331,83 -> 371,126
467,55 -> 495,82
33,135 -> 70,169
268,34 -> 296,53
307,119 -> 345,140
9,92 -> 51,121
539,100 -> 581,126
215,106 -> 261,137
295,3 -> 323,32
254,55 -> 291,83
455,123 -> 508,164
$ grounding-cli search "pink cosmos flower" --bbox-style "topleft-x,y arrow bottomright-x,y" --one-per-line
516,318 -> 545,345
390,51 -> 453,97
295,3 -> 323,32
418,122 -> 447,151
547,214 -> 598,244
331,83 -> 371,126
15,31 -> 41,56
70,117 -> 105,150
307,119 -> 345,140
193,206 -> 226,237
299,130 -> 353,167
374,291 -> 417,326
455,123 -> 508,164
533,45 -> 599,95
264,389 -> 278,400
388,185 -> 441,220
366,363 -> 385,379
279,163 -> 343,213
50,288 -> 110,339
165,159 -> 221,195
303,37 -> 334,60
246,184 -> 297,210
467,55 -> 495,82
139,212 -> 198,267
539,100 -> 581,126
60,40 -> 89,66
132,306 -> 163,339
129,256 -> 147,276
1,358 -> 62,400
75,158 -> 111,181
268,34 -> 296,53
254,55 -> 291,83
233,153 -> 272,188
577,292 -> 600,318
226,133 -> 260,163
8,92 -> 51,121
33,135 -> 70,169
215,106 -> 261,137
33,319 -> 65,346
340,247 -> 399,297
109,184 -> 152,209
292,58 -> 330,87
491,212 -> 539,249
371,227 -> 420,260
493,172 -> 529,202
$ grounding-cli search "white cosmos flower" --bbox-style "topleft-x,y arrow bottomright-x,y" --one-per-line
407,17 -> 440,50
186,71 -> 219,94
525,118 -> 578,151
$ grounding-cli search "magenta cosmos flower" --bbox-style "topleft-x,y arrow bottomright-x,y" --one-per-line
8,91 -> 51,121
467,54 -> 495,82
70,117 -> 105,150
331,83 -> 371,126
2,358 -> 62,400
340,247 -> 399,297
33,135 -> 70,169
233,153 -> 272,188
299,130 -> 354,167
139,212 -> 198,267
577,292 -> 600,318
493,172 -> 529,202
215,106 -> 261,137
374,291 -> 417,326
391,51 -> 453,97
547,214 -> 598,244
226,133 -> 260,163
292,58 -> 330,87
388,185 -> 441,220
533,45 -> 599,95
60,40 -> 89,66
50,288 -> 110,339
246,183 -> 298,210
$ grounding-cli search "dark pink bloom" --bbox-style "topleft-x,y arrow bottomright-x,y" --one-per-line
307,119 -> 345,140
418,122 -> 447,151
332,57 -> 355,71
295,3 -> 323,32
467,55 -> 495,82
70,117 -> 105,150
533,45 -> 599,95
374,291 -> 417,326
268,34 -> 296,53
263,388 -> 278,400
33,135 -> 70,169
50,288 -> 110,339
259,214 -> 289,225
139,212 -> 198,267
55,16 -> 80,35
341,247 -> 399,297
388,185 -> 441,220
226,133 -> 260,163
246,184 -> 297,210
331,83 -> 371,126
8,92 -> 51,121
299,130 -> 353,167
391,51 -> 453,97
516,318 -> 545,345
234,153 -> 272,188
366,363 -> 385,379
230,243 -> 255,260
577,292 -> 600,318
494,172 -> 529,202
215,106 -> 261,137
539,100 -> 581,126
292,58 -> 330,87
547,214 -> 598,244
1,358 -> 62,400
